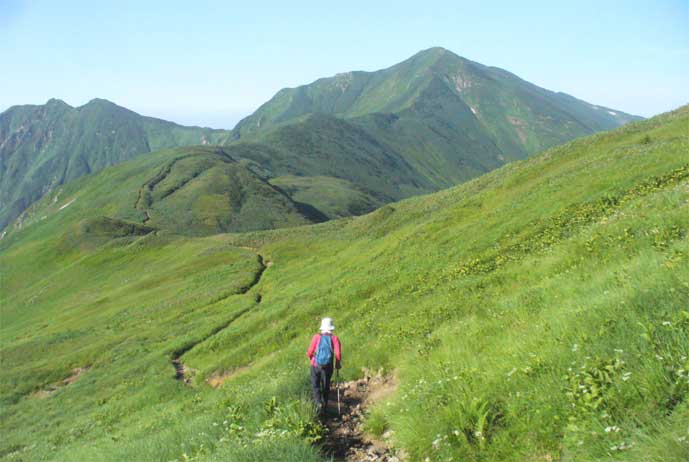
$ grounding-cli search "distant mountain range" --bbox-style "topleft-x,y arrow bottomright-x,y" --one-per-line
0,98 -> 232,230
235,47 -> 639,144
0,47 -> 642,232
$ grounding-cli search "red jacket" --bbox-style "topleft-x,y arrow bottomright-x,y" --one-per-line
307,333 -> 341,367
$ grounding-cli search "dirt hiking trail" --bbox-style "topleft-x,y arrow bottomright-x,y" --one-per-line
171,250 -> 269,385
321,370 -> 402,462
168,249 -> 400,460
32,367 -> 90,399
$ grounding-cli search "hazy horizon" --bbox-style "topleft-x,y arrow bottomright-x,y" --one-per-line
2,0 -> 687,129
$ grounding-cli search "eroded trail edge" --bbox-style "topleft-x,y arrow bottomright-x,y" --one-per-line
32,367 -> 90,399
322,371 -> 400,462
171,251 -> 268,385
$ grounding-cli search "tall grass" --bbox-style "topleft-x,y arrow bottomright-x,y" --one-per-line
1,107 -> 687,461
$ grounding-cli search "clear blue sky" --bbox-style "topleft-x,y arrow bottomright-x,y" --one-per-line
1,0 -> 687,128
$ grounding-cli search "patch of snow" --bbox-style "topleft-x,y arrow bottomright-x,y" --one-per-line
59,198 -> 76,211
0,231 -> 6,241
470,106 -> 477,115
608,111 -> 617,116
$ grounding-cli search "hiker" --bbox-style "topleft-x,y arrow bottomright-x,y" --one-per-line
307,317 -> 341,414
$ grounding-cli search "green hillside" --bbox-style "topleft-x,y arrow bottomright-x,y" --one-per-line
3,145 -> 320,239
235,47 -> 641,157
1,107 -> 687,462
3,49 -> 643,232
3,115 -> 424,237
0,98 -> 232,230
268,175 -> 384,219
236,48 -> 641,137
228,47 -> 642,220
229,114 -> 429,208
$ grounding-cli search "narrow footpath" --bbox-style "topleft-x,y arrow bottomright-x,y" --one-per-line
321,372 -> 400,462
171,251 -> 268,384
169,252 -> 399,460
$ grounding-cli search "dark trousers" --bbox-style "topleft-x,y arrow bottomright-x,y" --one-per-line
310,364 -> 333,406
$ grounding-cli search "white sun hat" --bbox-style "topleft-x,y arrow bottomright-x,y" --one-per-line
319,317 -> 335,333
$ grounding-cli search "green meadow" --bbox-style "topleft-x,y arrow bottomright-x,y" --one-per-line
1,106 -> 687,461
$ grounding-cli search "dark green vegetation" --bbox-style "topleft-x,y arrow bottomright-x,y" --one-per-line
0,98 -> 232,230
3,48 -> 641,233
5,146 -> 320,237
235,48 -> 640,140
268,174 -> 383,219
1,104 -> 687,461
227,114 -> 427,218
234,48 -> 641,201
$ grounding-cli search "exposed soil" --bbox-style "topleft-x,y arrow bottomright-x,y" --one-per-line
321,370 -> 401,462
33,366 -> 90,399
206,364 -> 252,388
172,358 -> 195,385
168,249 -> 398,459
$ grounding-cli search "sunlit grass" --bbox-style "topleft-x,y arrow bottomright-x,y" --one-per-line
0,107 -> 687,461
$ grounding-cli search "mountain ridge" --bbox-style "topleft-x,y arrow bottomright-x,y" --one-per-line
2,47 -> 643,232
234,47 -> 641,138
228,47 -> 642,215
0,99 -> 233,229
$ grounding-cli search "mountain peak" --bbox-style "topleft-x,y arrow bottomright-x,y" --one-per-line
403,46 -> 456,66
417,46 -> 449,56
45,98 -> 72,108
411,46 -> 465,63
83,98 -> 118,107
77,98 -> 141,117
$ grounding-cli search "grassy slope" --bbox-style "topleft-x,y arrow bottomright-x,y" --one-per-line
269,175 -> 384,219
0,99 -> 231,230
2,49 -> 643,232
233,114 -> 429,198
228,48 -> 643,220
2,145 -> 317,239
235,48 -> 640,139
4,110 -> 430,235
235,47 -> 641,159
0,107 -> 687,461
